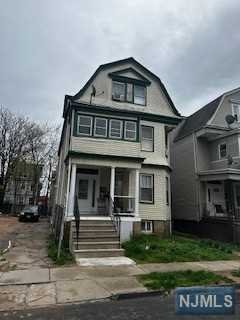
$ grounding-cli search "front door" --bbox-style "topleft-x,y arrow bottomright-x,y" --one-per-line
76,174 -> 99,214
206,183 -> 225,217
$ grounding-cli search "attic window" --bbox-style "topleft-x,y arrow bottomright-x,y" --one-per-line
112,81 -> 146,105
232,104 -> 240,122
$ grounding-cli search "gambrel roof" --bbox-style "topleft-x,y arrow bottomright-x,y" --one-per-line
71,57 -> 180,116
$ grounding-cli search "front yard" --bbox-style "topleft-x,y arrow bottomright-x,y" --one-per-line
138,270 -> 232,290
123,234 -> 240,263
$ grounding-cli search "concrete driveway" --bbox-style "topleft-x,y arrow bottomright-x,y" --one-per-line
0,215 -> 53,270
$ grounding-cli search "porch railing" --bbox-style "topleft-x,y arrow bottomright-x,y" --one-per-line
113,196 -> 135,215
109,197 -> 121,246
203,206 -> 240,221
74,195 -> 80,249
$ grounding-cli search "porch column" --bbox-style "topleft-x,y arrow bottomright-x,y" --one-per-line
135,169 -> 140,217
110,167 -> 115,214
68,163 -> 77,217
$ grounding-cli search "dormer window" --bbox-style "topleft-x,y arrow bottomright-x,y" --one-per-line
112,81 -> 146,105
232,103 -> 240,122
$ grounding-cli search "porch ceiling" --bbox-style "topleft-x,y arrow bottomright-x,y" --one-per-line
198,168 -> 240,181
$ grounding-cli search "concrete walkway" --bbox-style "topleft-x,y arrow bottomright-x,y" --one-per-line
1,260 -> 240,311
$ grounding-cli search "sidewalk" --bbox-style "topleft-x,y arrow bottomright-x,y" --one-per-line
1,260 -> 240,311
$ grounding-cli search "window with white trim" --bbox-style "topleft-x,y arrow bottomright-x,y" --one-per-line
109,119 -> 123,139
112,81 -> 146,105
94,117 -> 107,137
141,126 -> 154,151
112,82 -> 125,101
232,104 -> 240,122
140,174 -> 154,203
124,121 -> 137,140
77,115 -> 93,136
219,143 -> 227,159
141,220 -> 153,233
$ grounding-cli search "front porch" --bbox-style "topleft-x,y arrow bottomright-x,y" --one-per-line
66,164 -> 140,218
200,179 -> 240,220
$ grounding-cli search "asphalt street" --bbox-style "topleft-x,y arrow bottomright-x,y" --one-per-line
0,295 -> 239,320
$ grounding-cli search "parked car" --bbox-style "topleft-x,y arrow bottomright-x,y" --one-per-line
19,206 -> 40,222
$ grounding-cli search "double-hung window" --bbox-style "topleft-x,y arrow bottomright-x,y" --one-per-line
219,143 -> 227,159
112,82 -> 125,101
140,174 -> 154,203
77,115 -> 92,136
109,119 -> 123,139
134,85 -> 146,105
141,126 -> 154,151
94,117 -> 107,137
112,81 -> 146,105
232,104 -> 240,122
124,121 -> 137,141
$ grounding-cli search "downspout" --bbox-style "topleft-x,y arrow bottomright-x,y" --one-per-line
193,133 -> 201,222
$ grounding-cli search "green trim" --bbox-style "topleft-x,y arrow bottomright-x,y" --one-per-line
142,163 -> 172,171
73,111 -> 140,142
108,67 -> 151,85
110,74 -> 150,86
71,102 -> 181,125
66,150 -> 145,163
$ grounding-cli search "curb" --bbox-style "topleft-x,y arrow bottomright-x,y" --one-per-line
111,289 -> 165,300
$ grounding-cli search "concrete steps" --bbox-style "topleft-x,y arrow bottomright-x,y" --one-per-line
71,218 -> 123,258
74,248 -> 125,258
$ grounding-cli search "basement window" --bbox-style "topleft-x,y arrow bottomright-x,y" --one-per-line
141,220 -> 153,233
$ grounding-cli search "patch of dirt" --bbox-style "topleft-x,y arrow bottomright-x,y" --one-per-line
0,216 -> 54,270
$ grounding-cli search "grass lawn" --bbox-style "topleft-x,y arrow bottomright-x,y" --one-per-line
139,270 -> 232,290
122,234 -> 240,263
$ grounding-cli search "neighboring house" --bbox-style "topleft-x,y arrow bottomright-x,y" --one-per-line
171,87 -> 240,242
54,57 -> 181,258
4,161 -> 43,213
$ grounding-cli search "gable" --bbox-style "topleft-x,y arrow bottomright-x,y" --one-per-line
71,57 -> 180,117
209,87 -> 240,128
108,67 -> 151,84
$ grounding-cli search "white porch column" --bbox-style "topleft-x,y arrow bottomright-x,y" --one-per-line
110,166 -> 115,214
68,163 -> 77,217
135,169 -> 140,217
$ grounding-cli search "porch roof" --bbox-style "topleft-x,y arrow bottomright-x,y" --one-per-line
66,150 -> 144,169
198,168 -> 240,181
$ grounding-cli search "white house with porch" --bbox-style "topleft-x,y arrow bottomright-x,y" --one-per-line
54,57 -> 181,259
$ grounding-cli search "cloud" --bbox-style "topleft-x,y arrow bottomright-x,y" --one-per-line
0,0 -> 239,122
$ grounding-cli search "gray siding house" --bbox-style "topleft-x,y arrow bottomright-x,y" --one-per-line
171,87 -> 240,241
54,57 -> 181,259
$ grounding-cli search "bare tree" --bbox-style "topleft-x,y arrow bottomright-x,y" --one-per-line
0,106 -> 31,207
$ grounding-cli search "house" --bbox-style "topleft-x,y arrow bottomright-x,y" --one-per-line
54,57 -> 181,258
171,87 -> 240,242
3,161 -> 43,213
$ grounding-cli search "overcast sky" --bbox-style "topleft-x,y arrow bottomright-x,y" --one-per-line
0,0 -> 240,123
